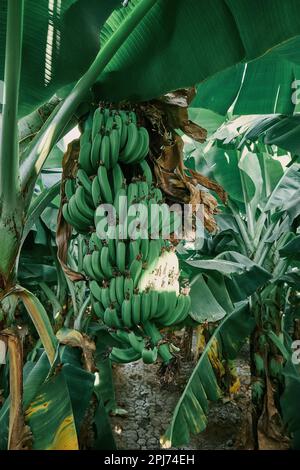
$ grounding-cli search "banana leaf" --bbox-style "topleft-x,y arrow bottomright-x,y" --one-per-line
279,235 -> 300,260
25,370 -> 79,450
2,0 -> 300,116
195,52 -> 299,115
280,359 -> 300,450
161,301 -> 254,448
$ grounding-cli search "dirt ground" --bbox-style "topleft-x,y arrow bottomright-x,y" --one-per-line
110,348 -> 251,450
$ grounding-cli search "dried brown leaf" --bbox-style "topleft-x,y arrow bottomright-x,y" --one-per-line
56,140 -> 85,282
257,377 -> 290,450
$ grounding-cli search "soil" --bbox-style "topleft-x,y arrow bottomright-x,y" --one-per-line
110,347 -> 251,450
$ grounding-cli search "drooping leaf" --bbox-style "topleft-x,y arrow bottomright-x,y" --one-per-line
25,371 -> 78,450
279,235 -> 300,260
2,1 -> 300,116
22,182 -> 60,244
17,288 -> 58,364
161,301 -> 254,448
61,364 -> 95,435
264,164 -> 300,217
189,274 -> 227,323
203,146 -> 255,203
281,359 -> 300,450
195,52 -> 299,115
265,115 -> 300,155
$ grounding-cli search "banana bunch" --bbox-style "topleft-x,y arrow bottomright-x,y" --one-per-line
61,106 -> 191,366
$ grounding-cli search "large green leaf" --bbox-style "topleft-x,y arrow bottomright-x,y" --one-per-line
17,288 -> 58,364
22,182 -> 60,243
264,164 -> 300,213
195,52 -> 299,115
265,115 -> 300,155
61,364 -> 95,435
203,146 -> 255,203
279,235 -> 300,260
161,301 -> 254,448
280,359 -> 300,449
25,370 -> 79,450
0,352 -> 51,449
189,273 -> 228,323
2,1 -> 300,116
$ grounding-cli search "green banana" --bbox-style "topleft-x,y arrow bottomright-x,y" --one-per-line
80,129 -> 91,146
128,111 -> 137,125
142,321 -> 173,365
64,179 -> 76,201
110,329 -> 130,345
140,237 -> 149,261
107,237 -> 116,264
131,293 -> 141,325
112,164 -> 125,196
74,186 -> 94,220
129,256 -> 143,287
114,188 -> 127,221
153,187 -> 163,203
149,289 -> 159,318
105,115 -> 115,133
100,285 -> 111,309
113,114 -> 123,136
62,203 -> 84,232
116,241 -> 126,273
139,160 -> 152,185
127,182 -> 138,206
93,301 -> 105,320
137,181 -> 149,199
159,293 -> 183,326
97,165 -> 113,203
141,290 -> 151,323
120,122 -> 139,163
104,306 -> 122,329
109,277 -> 118,305
91,132 -> 102,169
89,280 -> 102,301
124,276 -> 134,298
100,133 -> 111,170
91,176 -> 101,207
109,127 -> 120,168
128,331 -> 145,352
136,127 -> 150,162
142,347 -> 158,364
91,251 -> 105,281
100,245 -> 113,278
92,107 -> 104,140
77,169 -> 92,194
156,291 -> 171,319
83,254 -> 96,279
128,239 -> 140,265
78,141 -> 93,175
90,232 -> 103,251
119,111 -> 129,149
68,194 -> 91,227
146,238 -> 161,269
116,275 -> 125,305
110,346 -> 140,364
121,298 -> 132,328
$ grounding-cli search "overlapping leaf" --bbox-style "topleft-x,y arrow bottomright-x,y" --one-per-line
161,302 -> 254,448
2,1 -> 300,116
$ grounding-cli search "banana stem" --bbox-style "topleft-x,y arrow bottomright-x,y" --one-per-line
0,0 -> 24,208
20,0 -> 158,201
143,321 -> 173,364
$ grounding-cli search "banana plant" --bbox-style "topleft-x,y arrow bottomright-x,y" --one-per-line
162,135 -> 300,449
1,0 -> 300,452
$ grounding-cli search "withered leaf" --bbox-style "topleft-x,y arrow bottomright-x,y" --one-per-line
56,139 -> 85,282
